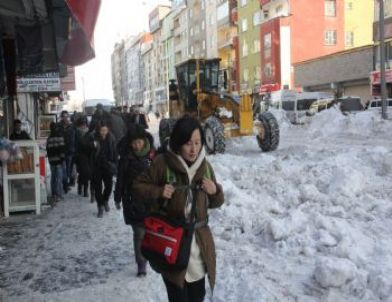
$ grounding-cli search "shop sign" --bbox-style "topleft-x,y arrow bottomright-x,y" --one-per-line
17,72 -> 61,92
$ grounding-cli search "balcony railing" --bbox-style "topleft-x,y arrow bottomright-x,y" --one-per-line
218,34 -> 237,49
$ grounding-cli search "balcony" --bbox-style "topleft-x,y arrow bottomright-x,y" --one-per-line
218,34 -> 237,49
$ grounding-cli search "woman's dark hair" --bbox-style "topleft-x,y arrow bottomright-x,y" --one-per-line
127,124 -> 147,142
169,116 -> 204,153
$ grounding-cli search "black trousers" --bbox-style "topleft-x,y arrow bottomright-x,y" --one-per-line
163,277 -> 206,302
93,169 -> 113,207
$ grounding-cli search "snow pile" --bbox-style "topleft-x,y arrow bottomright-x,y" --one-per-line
207,112 -> 392,301
314,257 -> 358,288
306,107 -> 391,139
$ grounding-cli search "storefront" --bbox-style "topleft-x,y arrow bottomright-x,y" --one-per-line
370,69 -> 392,97
0,0 -> 100,217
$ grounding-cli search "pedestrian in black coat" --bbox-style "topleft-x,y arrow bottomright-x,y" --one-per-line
75,117 -> 94,198
114,124 -> 156,276
92,122 -> 117,218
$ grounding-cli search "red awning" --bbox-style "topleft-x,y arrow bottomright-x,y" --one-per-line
60,0 -> 101,66
259,83 -> 281,94
371,69 -> 392,85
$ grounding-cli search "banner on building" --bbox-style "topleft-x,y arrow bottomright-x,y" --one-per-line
17,72 -> 61,92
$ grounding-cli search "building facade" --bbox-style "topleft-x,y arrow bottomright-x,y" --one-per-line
371,0 -> 392,97
173,3 -> 189,64
188,0 -> 208,58
344,0 -> 374,49
238,0 -> 262,93
295,45 -> 373,102
259,0 -> 373,93
124,33 -> 152,107
217,0 -> 239,92
149,5 -> 171,113
206,0 -> 219,58
142,41 -> 154,111
111,41 -> 124,106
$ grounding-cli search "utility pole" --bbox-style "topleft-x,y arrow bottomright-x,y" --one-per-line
379,0 -> 388,119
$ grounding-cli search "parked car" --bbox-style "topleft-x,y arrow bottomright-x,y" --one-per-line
337,96 -> 364,114
366,98 -> 392,111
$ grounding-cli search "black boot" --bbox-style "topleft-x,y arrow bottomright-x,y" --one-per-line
97,206 -> 104,218
77,183 -> 82,195
83,184 -> 89,197
104,201 -> 110,212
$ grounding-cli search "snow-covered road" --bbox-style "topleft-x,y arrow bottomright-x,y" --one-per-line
1,109 -> 391,302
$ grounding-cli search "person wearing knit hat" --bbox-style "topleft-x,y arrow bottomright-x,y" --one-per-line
114,124 -> 156,277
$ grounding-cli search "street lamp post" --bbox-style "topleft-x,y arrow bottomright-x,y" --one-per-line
379,0 -> 388,119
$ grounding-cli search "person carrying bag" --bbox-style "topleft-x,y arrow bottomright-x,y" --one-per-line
133,116 -> 224,302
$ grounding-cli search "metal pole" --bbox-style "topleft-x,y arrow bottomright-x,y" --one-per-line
379,0 -> 388,119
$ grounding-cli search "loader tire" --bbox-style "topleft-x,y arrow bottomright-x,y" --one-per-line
159,118 -> 177,147
256,112 -> 280,152
204,116 -> 225,154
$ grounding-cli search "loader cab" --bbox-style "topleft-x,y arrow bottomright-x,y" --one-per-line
175,59 -> 221,112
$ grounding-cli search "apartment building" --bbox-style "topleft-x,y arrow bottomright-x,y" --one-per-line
217,0 -> 239,92
238,0 -> 262,93
259,0 -> 374,93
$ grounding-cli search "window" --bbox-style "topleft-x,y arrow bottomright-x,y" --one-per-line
190,27 -> 194,36
240,0 -> 247,7
264,63 -> 272,77
243,69 -> 249,82
201,0 -> 205,10
263,10 -> 269,19
253,11 -> 262,26
254,66 -> 261,81
217,1 -> 229,21
202,40 -> 206,50
190,46 -> 194,55
324,30 -> 337,45
325,0 -> 336,17
346,1 -> 353,10
189,9 -> 193,18
242,18 -> 248,32
264,33 -> 272,58
242,40 -> 248,57
254,39 -> 260,53
345,31 -> 354,47
202,21 -> 205,30
276,5 -> 283,14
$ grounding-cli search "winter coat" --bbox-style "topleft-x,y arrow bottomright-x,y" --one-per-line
75,128 -> 94,181
57,121 -> 76,156
114,141 -> 156,225
93,132 -> 117,176
109,113 -> 126,143
10,131 -> 31,140
46,134 -> 65,165
89,111 -> 112,132
132,149 -> 224,289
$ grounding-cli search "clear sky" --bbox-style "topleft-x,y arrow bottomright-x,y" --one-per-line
69,0 -> 171,103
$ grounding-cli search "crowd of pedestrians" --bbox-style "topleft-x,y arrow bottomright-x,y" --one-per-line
44,106 -> 224,302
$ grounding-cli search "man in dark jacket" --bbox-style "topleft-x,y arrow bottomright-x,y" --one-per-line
114,124 -> 156,276
46,122 -> 65,202
75,116 -> 94,198
57,110 -> 76,191
10,119 -> 31,140
89,103 -> 112,133
109,107 -> 126,143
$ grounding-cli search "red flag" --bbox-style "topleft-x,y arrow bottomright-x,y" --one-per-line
60,0 -> 101,66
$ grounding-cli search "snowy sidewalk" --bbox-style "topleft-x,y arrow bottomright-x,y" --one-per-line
0,190 -> 167,302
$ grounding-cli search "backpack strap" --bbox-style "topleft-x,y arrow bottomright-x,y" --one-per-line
204,162 -> 212,180
166,166 -> 177,184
